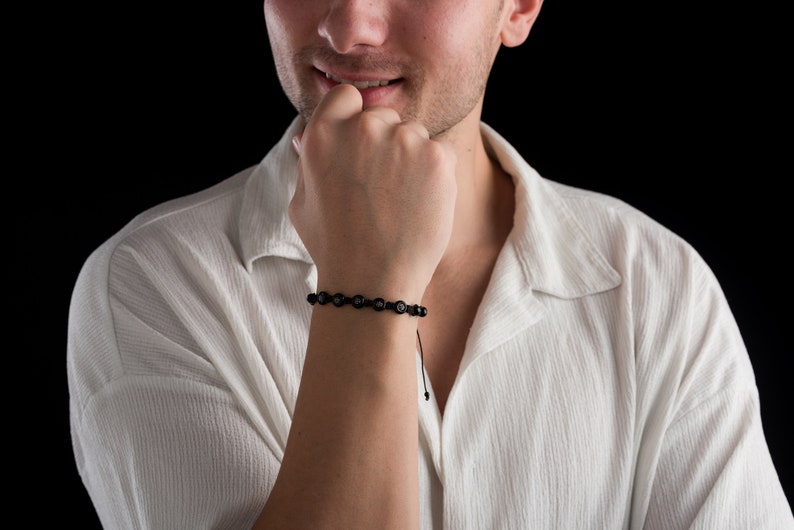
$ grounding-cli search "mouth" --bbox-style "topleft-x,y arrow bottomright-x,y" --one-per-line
322,70 -> 399,89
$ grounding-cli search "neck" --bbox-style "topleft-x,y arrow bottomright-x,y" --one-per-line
440,111 -> 515,252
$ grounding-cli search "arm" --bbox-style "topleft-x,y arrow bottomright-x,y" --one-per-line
258,305 -> 423,527
67,243 -> 286,529
634,255 -> 793,529
255,84 -> 457,528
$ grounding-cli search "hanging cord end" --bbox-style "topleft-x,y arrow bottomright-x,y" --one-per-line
416,329 -> 430,401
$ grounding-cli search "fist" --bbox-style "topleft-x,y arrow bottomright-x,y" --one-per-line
289,84 -> 458,298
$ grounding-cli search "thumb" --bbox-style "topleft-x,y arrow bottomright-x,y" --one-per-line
309,83 -> 364,124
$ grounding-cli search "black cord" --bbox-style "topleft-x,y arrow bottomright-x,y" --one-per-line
417,330 -> 430,401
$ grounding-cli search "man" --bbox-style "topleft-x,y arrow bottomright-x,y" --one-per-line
67,0 -> 793,528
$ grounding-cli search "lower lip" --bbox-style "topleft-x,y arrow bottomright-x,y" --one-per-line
317,72 -> 401,108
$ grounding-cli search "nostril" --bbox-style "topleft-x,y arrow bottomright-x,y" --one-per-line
317,6 -> 388,53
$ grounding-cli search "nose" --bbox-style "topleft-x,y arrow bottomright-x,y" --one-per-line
318,0 -> 389,53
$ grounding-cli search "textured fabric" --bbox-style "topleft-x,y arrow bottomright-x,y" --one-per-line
67,117 -> 793,529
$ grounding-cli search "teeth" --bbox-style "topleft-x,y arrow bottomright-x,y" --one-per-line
325,72 -> 391,88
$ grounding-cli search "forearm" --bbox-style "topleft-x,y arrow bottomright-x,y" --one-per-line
256,306 -> 421,529
258,84 -> 455,528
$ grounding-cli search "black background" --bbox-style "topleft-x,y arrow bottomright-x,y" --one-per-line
17,0 -> 790,525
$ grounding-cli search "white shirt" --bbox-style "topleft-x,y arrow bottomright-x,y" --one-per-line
67,117 -> 793,529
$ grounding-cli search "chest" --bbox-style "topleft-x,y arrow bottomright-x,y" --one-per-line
417,309 -> 638,528
419,246 -> 502,413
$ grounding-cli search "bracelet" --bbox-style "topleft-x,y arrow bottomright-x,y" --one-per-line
306,291 -> 428,317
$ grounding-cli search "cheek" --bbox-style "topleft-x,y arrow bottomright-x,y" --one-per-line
405,4 -> 490,61
264,0 -> 316,46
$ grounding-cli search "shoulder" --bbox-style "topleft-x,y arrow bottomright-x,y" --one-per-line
66,166 -> 254,400
551,178 -> 687,248
77,165 -> 253,284
482,121 -> 698,269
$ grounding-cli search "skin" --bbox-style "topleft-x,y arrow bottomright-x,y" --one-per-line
256,0 -> 543,527
268,0 -> 506,138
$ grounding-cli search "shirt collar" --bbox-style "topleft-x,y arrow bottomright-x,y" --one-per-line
238,117 -> 621,298
239,117 -> 310,271
482,122 -> 621,299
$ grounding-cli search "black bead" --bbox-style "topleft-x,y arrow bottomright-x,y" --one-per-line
332,293 -> 345,307
352,295 -> 365,308
317,291 -> 330,305
373,298 -> 386,311
394,300 -> 407,314
307,293 -> 318,305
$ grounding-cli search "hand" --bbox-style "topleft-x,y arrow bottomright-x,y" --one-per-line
289,84 -> 458,298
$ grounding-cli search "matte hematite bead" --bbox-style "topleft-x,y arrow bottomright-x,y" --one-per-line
306,292 -> 426,317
